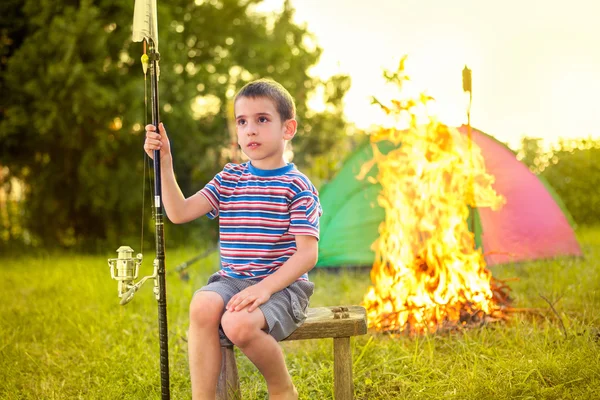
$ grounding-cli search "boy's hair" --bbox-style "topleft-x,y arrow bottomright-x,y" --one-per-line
235,78 -> 296,121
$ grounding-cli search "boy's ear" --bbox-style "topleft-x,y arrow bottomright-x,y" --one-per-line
283,119 -> 297,140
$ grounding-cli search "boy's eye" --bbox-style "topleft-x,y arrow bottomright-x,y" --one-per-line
236,119 -> 246,126
258,116 -> 269,123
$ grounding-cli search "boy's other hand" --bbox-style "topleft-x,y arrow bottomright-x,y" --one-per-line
227,284 -> 272,313
144,122 -> 171,161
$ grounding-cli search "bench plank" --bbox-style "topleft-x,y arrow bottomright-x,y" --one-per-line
284,306 -> 367,341
219,305 -> 368,346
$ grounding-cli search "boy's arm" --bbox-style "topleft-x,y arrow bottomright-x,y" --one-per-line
145,122 -> 213,223
159,156 -> 213,223
227,235 -> 318,312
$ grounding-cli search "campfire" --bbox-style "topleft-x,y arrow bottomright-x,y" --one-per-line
360,63 -> 511,334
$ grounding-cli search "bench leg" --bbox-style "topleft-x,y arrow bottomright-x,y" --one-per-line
333,337 -> 353,400
216,345 -> 240,400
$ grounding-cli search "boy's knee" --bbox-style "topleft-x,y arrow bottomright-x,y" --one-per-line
221,311 -> 263,347
189,291 -> 224,328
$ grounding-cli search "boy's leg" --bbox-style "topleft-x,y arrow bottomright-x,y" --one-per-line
221,309 -> 297,400
188,291 -> 225,400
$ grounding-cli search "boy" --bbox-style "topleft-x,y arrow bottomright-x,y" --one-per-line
144,79 -> 322,400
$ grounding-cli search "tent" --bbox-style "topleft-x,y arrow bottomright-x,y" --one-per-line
316,125 -> 582,268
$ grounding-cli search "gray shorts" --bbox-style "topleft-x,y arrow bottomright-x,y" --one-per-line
196,272 -> 314,342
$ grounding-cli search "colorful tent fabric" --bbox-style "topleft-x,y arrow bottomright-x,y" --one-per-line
316,126 -> 582,268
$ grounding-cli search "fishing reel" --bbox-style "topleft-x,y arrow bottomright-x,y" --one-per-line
108,246 -> 159,305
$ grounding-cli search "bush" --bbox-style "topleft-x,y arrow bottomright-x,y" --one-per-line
541,139 -> 600,226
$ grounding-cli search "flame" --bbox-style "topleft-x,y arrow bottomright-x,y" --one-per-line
361,61 -> 507,334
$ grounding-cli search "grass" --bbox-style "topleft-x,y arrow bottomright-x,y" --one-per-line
1,227 -> 599,399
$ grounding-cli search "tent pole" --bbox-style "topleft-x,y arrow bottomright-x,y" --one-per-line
462,66 -> 474,235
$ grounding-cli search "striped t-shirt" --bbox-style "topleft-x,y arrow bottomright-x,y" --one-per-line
199,162 -> 322,280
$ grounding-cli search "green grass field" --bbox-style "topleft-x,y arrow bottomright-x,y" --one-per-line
1,227 -> 599,399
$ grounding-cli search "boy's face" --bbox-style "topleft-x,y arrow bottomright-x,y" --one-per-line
234,96 -> 297,170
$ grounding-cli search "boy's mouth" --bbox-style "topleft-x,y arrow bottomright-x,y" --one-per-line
247,142 -> 260,149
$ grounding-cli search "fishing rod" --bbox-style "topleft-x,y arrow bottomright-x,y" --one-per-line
107,1 -> 170,398
172,245 -> 218,281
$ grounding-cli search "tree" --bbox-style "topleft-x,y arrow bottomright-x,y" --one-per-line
541,139 -> 600,226
517,136 -> 544,174
0,0 -> 350,250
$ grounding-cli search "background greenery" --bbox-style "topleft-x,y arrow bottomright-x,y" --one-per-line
1,227 -> 598,399
0,0 -> 351,251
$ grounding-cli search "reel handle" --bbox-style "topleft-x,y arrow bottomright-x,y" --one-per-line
120,286 -> 138,305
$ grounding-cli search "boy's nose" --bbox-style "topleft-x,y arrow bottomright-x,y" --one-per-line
246,122 -> 257,135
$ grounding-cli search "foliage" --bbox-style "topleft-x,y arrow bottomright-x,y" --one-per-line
541,139 -> 600,226
1,227 -> 599,398
518,136 -> 600,226
516,136 -> 544,174
0,0 -> 350,250
294,73 -> 352,187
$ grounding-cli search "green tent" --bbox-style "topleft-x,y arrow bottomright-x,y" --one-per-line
316,139 -> 391,268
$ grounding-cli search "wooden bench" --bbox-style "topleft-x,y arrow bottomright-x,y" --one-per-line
216,305 -> 368,400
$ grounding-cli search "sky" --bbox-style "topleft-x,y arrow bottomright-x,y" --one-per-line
255,0 -> 600,149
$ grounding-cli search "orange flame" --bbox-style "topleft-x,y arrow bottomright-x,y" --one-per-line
361,61 -> 506,334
